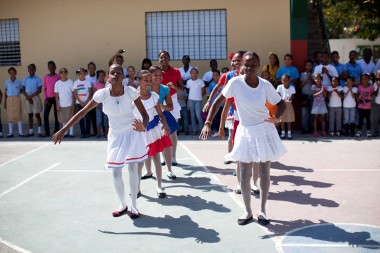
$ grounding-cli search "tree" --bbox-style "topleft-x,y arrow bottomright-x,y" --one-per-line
322,0 -> 380,41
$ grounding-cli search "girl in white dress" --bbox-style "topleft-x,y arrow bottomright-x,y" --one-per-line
134,70 -> 172,198
53,64 -> 149,219
200,52 -> 287,226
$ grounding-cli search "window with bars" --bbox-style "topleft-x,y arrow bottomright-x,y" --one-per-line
146,10 -> 227,61
0,19 -> 21,66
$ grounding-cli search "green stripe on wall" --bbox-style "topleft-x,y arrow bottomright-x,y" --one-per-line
290,0 -> 308,40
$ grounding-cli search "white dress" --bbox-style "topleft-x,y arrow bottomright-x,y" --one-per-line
222,76 -> 287,163
93,86 -> 149,169
134,92 -> 172,156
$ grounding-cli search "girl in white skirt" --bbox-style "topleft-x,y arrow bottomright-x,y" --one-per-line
134,70 -> 172,198
53,64 -> 149,219
200,51 -> 287,226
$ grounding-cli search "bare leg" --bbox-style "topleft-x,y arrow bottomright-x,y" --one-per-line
28,114 -> 33,132
321,115 -> 326,132
258,161 -> 271,215
35,113 -> 42,127
163,146 -> 175,177
128,163 -> 139,214
227,129 -> 233,152
112,168 -> 127,212
239,161 -> 253,219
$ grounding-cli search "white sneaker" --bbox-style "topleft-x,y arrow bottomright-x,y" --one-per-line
355,132 -> 361,137
367,131 -> 372,138
330,132 -> 334,137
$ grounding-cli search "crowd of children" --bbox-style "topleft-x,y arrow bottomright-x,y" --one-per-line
1,48 -> 380,139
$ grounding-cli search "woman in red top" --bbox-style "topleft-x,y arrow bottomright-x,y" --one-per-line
158,50 -> 183,174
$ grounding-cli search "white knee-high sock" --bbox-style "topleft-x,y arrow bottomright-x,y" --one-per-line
69,126 -> 74,135
8,123 -> 13,134
259,161 -> 271,214
18,121 -> 23,134
112,168 -> 127,211
239,161 -> 253,218
128,163 -> 139,214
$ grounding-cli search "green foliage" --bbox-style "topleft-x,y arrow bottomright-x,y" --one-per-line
322,0 -> 380,41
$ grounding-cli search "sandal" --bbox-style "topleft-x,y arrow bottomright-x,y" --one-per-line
157,188 -> 167,198
141,173 -> 153,180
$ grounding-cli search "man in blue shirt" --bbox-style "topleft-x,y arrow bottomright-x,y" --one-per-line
21,64 -> 43,137
331,51 -> 347,86
345,50 -> 362,85
276,54 -> 299,87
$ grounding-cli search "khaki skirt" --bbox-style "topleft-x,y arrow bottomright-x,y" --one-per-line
6,96 -> 22,122
282,101 -> 295,123
24,94 -> 43,114
58,106 -> 73,123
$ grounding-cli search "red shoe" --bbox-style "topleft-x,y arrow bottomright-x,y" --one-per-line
112,206 -> 128,217
322,131 -> 327,137
313,131 -> 319,137
130,212 -> 140,219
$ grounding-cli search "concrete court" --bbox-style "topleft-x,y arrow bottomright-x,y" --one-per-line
0,135 -> 380,253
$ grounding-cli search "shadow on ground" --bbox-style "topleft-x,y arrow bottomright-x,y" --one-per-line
99,214 -> 220,243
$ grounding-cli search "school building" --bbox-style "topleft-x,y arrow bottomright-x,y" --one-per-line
0,0 -> 310,125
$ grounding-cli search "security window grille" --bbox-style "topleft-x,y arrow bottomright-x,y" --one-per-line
0,19 -> 21,66
146,10 -> 227,61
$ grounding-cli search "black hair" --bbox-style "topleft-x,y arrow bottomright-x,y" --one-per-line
269,52 -> 280,67
47,61 -> 56,66
28,63 -> 36,69
8,67 -> 16,73
331,51 -> 339,56
322,51 -> 330,57
284,54 -> 293,60
76,67 -> 86,75
346,75 -> 354,81
182,55 -> 190,60
158,50 -> 170,59
221,67 -> 229,72
141,58 -> 152,70
236,51 -> 247,56
135,70 -> 151,80
88,61 -> 96,68
243,51 -> 260,62
306,59 -> 314,65
210,59 -> 217,64
212,69 -> 221,75
281,74 -> 291,79
96,70 -> 106,79
314,73 -> 323,79
313,51 -> 321,59
349,50 -> 357,56
116,55 -> 124,60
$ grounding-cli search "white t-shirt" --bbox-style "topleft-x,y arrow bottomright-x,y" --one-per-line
186,78 -> 205,101
357,59 -> 376,74
179,66 -> 193,82
342,86 -> 358,108
202,71 -> 213,83
85,75 -> 97,86
313,64 -> 338,88
276,85 -> 296,100
375,60 -> 380,72
73,79 -> 92,104
374,83 -> 380,104
327,86 -> 343,107
222,76 -> 281,126
54,79 -> 74,107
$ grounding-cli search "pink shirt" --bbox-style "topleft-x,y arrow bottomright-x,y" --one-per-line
93,82 -> 105,91
43,74 -> 60,99
357,85 -> 374,110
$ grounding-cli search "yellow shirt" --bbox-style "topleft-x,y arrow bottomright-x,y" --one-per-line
262,64 -> 279,81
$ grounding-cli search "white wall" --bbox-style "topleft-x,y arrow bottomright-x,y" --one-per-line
329,38 -> 380,64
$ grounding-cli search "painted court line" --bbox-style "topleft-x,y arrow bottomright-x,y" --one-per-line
0,237 -> 32,253
282,243 -> 380,248
0,143 -> 50,168
0,163 -> 60,198
49,170 -> 108,173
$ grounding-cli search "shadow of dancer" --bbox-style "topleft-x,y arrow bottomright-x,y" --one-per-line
144,194 -> 231,213
269,190 -> 339,207
271,175 -> 333,188
99,214 -> 220,243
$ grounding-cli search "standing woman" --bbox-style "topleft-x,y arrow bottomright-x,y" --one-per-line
262,52 -> 280,86
200,52 -> 287,226
158,50 -> 183,166
53,64 -> 149,218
